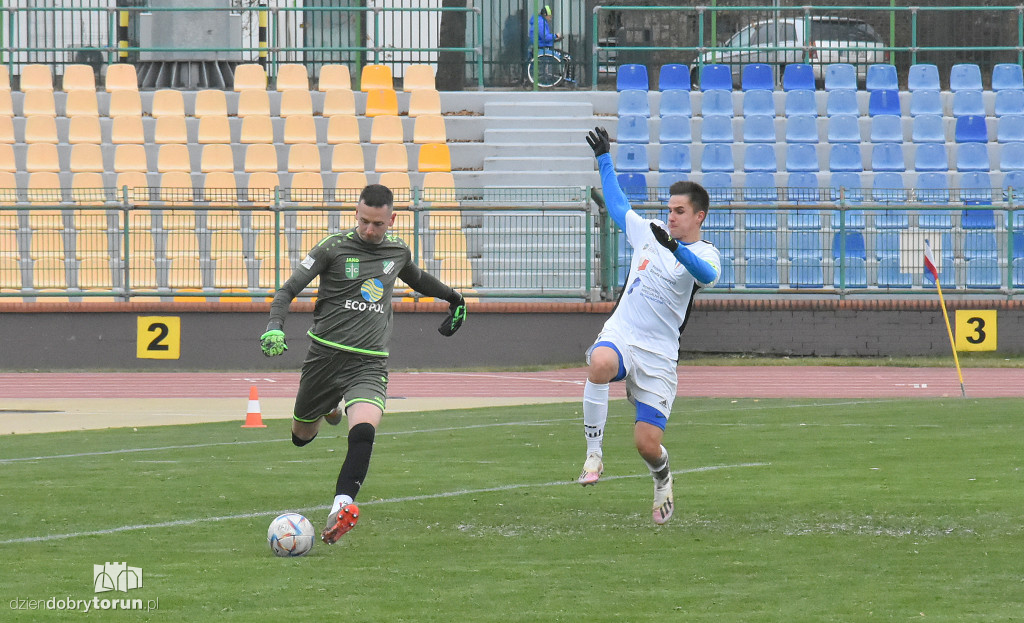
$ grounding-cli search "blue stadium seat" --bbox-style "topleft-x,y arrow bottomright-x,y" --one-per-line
785,144 -> 819,172
700,116 -> 734,143
829,143 -> 863,172
700,144 -> 734,172
1002,170 -> 1024,199
655,171 -> 689,202
699,64 -> 732,91
704,229 -> 733,256
952,90 -> 985,117
915,172 -> 952,207
659,89 -> 692,117
1015,232 -> 1024,259
742,173 -> 778,203
871,143 -> 906,172
617,64 -> 649,91
703,207 -> 734,230
923,235 -> 956,288
834,257 -> 867,288
744,144 -> 777,172
701,172 -> 735,204
616,115 -> 649,144
658,143 -> 691,172
1016,258 -> 1024,288
909,90 -> 942,117
618,89 -> 650,117
744,231 -> 778,259
1001,142 -> 1024,171
827,115 -> 860,143
617,173 -> 648,203
866,64 -> 898,91
963,230 -> 998,259
868,89 -> 900,116
950,63 -> 983,92
701,89 -> 734,117
914,144 -> 949,171
742,114 -> 776,143
955,115 -> 988,143
743,208 -> 777,231
742,89 -> 775,116
959,171 -> 994,206
788,231 -> 822,259
870,115 -> 903,143
745,257 -> 779,288
783,64 -> 815,91
874,232 -> 902,259
785,172 -> 823,211
832,232 -> 867,288
784,90 -> 818,117
825,63 -> 857,91
785,115 -> 818,143
994,90 -> 1024,117
908,64 -> 940,92
992,62 -> 1024,91
911,114 -> 945,143
659,115 -> 692,144
877,258 -> 913,288
965,258 -> 1001,289
614,144 -> 648,172
826,89 -> 859,116
658,63 -> 690,91
955,143 -> 989,172
872,172 -> 909,206
789,258 -> 825,288
830,171 -> 865,203
742,64 -> 774,91
997,115 -> 1024,143
716,257 -> 735,287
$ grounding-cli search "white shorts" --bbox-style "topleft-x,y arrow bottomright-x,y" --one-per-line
586,329 -> 677,418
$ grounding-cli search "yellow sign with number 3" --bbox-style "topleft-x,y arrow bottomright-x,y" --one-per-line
955,310 -> 997,351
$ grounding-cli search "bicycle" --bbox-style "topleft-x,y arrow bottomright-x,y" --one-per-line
525,48 -> 576,88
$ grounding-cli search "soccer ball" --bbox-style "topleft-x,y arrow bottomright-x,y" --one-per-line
267,513 -> 315,557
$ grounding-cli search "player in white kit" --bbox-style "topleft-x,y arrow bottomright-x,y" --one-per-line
579,127 -> 722,525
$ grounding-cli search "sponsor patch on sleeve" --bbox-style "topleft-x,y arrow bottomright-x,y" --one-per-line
301,254 -> 315,269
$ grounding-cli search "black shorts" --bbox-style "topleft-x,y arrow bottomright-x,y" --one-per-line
292,341 -> 389,423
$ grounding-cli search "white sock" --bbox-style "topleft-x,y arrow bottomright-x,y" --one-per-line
583,380 -> 609,456
645,446 -> 670,485
329,494 -> 354,517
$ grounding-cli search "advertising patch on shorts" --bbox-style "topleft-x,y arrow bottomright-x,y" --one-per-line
301,254 -> 315,269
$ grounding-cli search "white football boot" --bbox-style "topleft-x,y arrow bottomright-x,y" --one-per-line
577,452 -> 603,486
652,474 -> 674,525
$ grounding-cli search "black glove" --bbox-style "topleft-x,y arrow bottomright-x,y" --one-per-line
650,222 -> 678,252
586,127 -> 610,157
438,292 -> 466,337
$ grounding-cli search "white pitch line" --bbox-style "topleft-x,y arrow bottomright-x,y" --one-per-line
0,462 -> 768,544
410,371 -> 587,386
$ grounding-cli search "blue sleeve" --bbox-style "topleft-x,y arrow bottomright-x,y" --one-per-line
597,153 -> 630,230
672,243 -> 719,284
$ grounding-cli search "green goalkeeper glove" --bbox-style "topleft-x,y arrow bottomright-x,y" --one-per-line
260,329 -> 288,357
438,293 -> 466,337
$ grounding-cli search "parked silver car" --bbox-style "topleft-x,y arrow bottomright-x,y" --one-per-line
691,16 -> 887,88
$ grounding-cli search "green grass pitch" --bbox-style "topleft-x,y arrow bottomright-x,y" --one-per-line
1,398 -> 1022,622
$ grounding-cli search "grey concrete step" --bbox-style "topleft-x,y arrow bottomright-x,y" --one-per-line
483,127 -> 595,144
480,143 -> 593,158
483,156 -> 594,172
484,100 -> 594,118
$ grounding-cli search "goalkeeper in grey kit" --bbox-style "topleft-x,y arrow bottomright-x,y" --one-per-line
260,184 -> 467,545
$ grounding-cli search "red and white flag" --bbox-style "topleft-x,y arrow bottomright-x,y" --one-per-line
923,238 -> 939,280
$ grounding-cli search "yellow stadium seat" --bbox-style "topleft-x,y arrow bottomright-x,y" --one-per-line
151,89 -> 185,118
403,64 -> 436,91
197,115 -> 231,144
233,64 -> 267,91
374,143 -> 408,172
330,143 -> 365,173
240,115 -> 274,144
439,255 -> 473,289
167,256 -> 201,289
114,144 -> 148,172
407,88 -> 441,117
27,171 -> 63,205
108,90 -> 142,117
154,115 -> 188,144
318,64 -> 352,91
70,144 -> 104,173
276,63 -> 309,91
360,64 -> 393,91
64,90 -> 99,118
22,90 -> 56,117
0,117 -> 13,144
115,171 -> 150,203
24,115 -> 58,143
25,143 -> 60,172
364,88 -> 399,117
201,144 -> 235,173
280,89 -> 313,117
20,65 -> 53,92
413,114 -> 446,143
127,255 -> 159,291
287,143 -> 321,173
68,115 -> 102,144
0,144 -> 14,172
0,171 -> 17,205
326,114 -> 360,144
104,64 -> 138,92
0,90 -> 11,116
421,171 -> 458,207
62,64 -> 97,93
157,143 -> 192,173
203,172 -> 239,205
110,115 -> 144,144
214,256 -> 248,289
206,208 -> 241,231
334,171 -> 368,205
244,143 -> 278,172
162,209 -> 197,233
432,230 -> 468,258
71,172 -> 107,204
194,89 -> 228,118
321,88 -> 356,116
378,171 -> 411,206
289,171 -> 323,204
370,114 -> 404,144
237,88 -> 271,117
75,207 -> 117,232
247,171 -> 280,204
417,143 -> 452,173
77,256 -> 114,290
0,66 -> 8,93
283,114 -> 317,144
159,171 -> 195,206
32,257 -> 68,289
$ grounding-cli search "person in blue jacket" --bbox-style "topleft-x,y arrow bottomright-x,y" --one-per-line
528,5 -> 561,49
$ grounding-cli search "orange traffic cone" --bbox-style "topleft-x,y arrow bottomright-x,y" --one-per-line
242,385 -> 266,428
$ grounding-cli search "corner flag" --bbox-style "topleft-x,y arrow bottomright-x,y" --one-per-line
924,238 -> 966,397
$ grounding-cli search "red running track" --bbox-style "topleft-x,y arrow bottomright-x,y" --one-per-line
0,367 -> 1021,399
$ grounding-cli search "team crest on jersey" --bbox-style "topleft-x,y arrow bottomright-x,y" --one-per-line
345,257 -> 359,278
382,260 -> 395,275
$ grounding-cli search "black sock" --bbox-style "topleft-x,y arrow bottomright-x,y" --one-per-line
292,432 -> 316,447
335,422 -> 376,499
